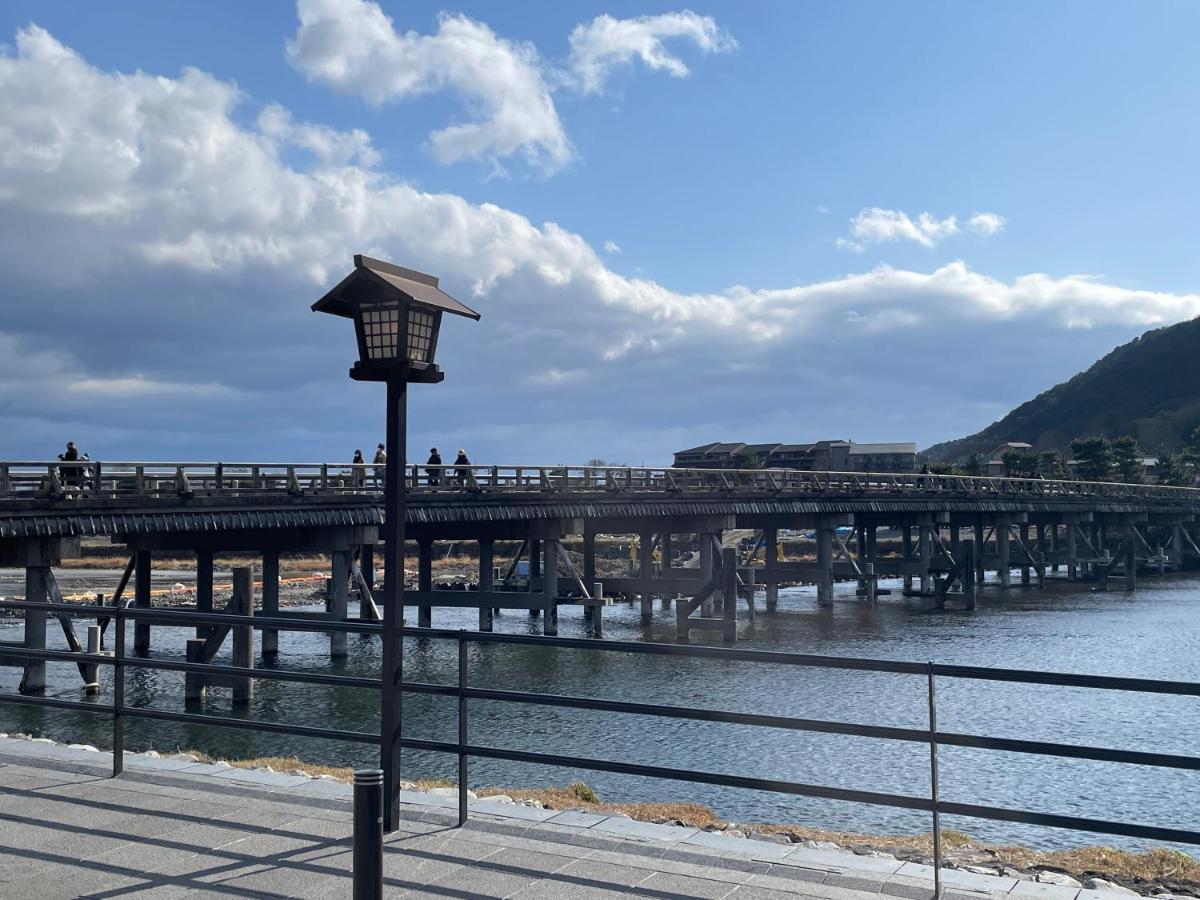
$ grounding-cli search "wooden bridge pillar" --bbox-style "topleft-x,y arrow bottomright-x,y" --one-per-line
232,567 -> 254,703
918,520 -> 933,594
542,539 -> 559,636
417,540 -> 433,629
699,536 -> 715,616
18,566 -> 48,694
962,539 -> 978,610
360,543 -> 376,592
639,530 -> 653,623
996,516 -> 1011,587
1172,523 -> 1186,569
478,539 -> 494,632
582,532 -> 596,587
330,550 -> 351,657
764,527 -> 779,612
196,549 -> 214,639
1067,522 -> 1079,580
816,518 -> 834,608
261,550 -> 280,656
901,525 -> 913,593
133,550 -> 152,653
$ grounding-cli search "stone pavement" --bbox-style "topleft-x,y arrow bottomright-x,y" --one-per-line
0,737 -> 1136,900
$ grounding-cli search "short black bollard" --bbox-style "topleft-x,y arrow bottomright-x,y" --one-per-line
353,768 -> 384,900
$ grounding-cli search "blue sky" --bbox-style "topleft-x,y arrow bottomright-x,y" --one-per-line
1,1 -> 1198,465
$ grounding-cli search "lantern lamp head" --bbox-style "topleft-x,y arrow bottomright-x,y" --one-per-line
311,255 -> 480,383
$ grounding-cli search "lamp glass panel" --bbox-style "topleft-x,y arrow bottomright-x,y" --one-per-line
406,307 -> 436,362
361,301 -> 401,361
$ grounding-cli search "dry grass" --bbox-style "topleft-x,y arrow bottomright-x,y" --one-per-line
177,752 -> 1199,892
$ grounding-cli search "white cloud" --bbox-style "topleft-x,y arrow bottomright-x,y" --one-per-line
603,240 -> 621,254
287,0 -> 570,171
0,25 -> 1196,461
567,11 -> 736,94
257,104 -> 380,167
841,208 -> 959,250
968,211 -> 1007,236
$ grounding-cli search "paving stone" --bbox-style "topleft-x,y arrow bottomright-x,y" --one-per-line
544,809 -> 611,829
638,871 -> 742,898
1010,880 -> 1083,900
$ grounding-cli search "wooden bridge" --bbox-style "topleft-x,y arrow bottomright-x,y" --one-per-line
3,460 -> 1200,696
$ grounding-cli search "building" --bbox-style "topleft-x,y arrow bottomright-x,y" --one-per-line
672,439 -> 912,472
986,442 -> 1034,476
847,443 -> 918,473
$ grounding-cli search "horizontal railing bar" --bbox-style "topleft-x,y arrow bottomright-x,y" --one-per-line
406,627 -> 931,675
402,680 -> 459,698
460,686 -> 929,741
404,627 -> 1200,697
938,799 -> 1200,846
0,647 -> 113,665
120,706 -> 378,744
931,663 -> 1200,697
120,657 -> 380,689
397,738 -> 934,812
0,692 -> 109,714
457,687 -> 1200,771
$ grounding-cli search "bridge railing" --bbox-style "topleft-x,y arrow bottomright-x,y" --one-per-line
0,461 -> 1197,504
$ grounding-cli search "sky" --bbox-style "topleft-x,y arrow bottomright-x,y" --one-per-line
1,0 -> 1199,465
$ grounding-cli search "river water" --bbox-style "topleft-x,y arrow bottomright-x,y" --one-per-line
1,573 -> 1197,852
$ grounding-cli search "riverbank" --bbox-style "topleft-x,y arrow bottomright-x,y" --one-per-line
4,733 -> 1192,897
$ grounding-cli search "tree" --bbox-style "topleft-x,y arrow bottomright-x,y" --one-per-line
1156,451 -> 1190,486
1111,435 -> 1144,484
928,461 -> 957,475
1184,425 -> 1200,468
1037,451 -> 1067,480
1071,436 -> 1114,481
1001,448 -> 1038,478
962,452 -> 986,477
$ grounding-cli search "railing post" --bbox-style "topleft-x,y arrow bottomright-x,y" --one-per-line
353,769 -> 384,900
113,604 -> 125,777
927,661 -> 942,898
457,628 -> 469,827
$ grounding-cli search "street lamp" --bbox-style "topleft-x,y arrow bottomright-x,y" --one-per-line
313,254 -> 479,831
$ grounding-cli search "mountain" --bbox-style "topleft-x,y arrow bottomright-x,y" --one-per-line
926,317 -> 1200,461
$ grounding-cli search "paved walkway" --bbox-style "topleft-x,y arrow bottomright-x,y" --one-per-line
0,737 -> 1130,900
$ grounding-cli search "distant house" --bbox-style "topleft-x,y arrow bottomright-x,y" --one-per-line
848,442 -> 918,473
987,442 -> 1033,476
765,443 -> 815,468
674,439 -> 910,471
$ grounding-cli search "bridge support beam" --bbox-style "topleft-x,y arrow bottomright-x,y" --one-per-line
196,549 -> 214,640
816,517 -> 835,608
764,528 -> 779,612
417,540 -> 433,629
19,566 -> 48,694
996,516 -> 1011,587
134,550 -> 152,653
542,539 -> 559,636
478,540 -> 494,632
261,551 -> 279,656
330,550 -> 350,657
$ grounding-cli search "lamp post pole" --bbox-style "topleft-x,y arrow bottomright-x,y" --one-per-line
381,374 -> 407,832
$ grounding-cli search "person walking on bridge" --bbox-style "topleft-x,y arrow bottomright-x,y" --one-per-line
454,449 -> 472,487
426,447 -> 442,487
352,449 -> 366,489
59,441 -> 80,490
373,443 -> 386,488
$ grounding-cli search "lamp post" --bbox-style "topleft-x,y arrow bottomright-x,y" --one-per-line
313,255 -> 479,831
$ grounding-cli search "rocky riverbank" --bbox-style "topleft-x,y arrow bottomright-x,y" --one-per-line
3,734 -> 1193,897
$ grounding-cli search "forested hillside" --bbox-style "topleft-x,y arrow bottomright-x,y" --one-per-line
927,317 -> 1200,460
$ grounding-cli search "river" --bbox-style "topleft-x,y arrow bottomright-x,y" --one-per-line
1,573 -> 1197,852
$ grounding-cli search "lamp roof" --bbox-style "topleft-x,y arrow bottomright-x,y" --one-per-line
311,255 -> 481,321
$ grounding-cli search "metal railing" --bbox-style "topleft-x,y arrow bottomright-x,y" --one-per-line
2,460 -> 1198,505
0,606 -> 1198,895
0,600 -> 383,771
403,629 -> 1200,897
